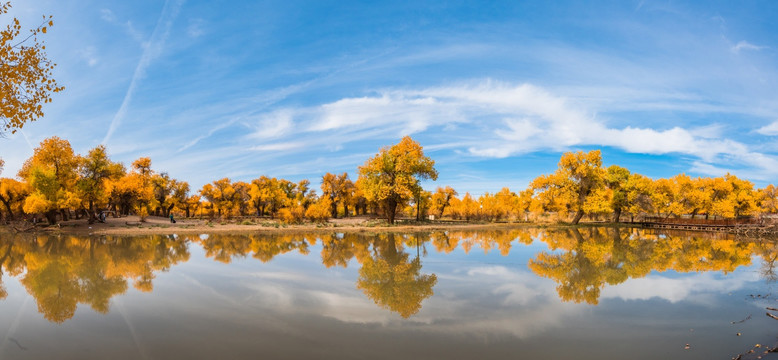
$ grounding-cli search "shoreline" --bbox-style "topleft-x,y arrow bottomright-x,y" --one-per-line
5,215 -> 773,238
2,215 -> 638,236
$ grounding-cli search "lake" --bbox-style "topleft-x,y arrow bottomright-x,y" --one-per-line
0,227 -> 776,359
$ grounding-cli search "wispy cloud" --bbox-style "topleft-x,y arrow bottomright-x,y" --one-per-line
102,0 -> 185,145
757,120 -> 778,136
731,40 -> 767,54
177,118 -> 239,152
248,142 -> 305,152
244,80 -> 778,180
249,110 -> 294,139
187,18 -> 205,38
99,9 -> 115,22
78,46 -> 99,67
99,8 -> 148,47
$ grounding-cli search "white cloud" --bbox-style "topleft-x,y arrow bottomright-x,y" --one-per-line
187,18 -> 205,38
238,80 -> 778,179
731,40 -> 767,54
250,110 -> 294,139
100,9 -> 115,22
311,94 -> 446,134
248,142 -> 304,152
757,121 -> 778,136
78,46 -> 99,67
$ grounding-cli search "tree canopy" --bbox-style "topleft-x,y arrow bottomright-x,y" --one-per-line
358,136 -> 438,224
0,1 -> 63,134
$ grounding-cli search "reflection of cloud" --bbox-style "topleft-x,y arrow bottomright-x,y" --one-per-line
601,271 -> 760,304
169,251 -> 764,343
309,290 -> 397,324
238,263 -> 581,337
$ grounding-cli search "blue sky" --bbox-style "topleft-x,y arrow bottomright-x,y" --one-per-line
2,0 -> 778,194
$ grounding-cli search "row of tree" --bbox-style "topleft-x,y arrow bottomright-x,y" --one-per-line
1,137 -> 777,225
0,136 -> 438,225
430,150 -> 775,224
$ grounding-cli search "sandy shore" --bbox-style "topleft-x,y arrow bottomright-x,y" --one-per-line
4,215 -> 544,236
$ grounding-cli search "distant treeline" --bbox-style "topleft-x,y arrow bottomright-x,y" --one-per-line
0,136 -> 775,225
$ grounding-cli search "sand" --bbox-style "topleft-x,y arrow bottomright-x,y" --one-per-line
5,215 -> 537,236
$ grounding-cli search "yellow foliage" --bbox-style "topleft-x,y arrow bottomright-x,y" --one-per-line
358,136 -> 438,224
0,2 -> 63,134
279,205 -> 305,224
305,198 -> 332,223
23,192 -> 51,214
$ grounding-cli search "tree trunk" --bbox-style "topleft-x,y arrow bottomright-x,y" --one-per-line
343,203 -> 349,218
0,197 -> 14,220
386,198 -> 397,224
45,210 -> 58,225
330,200 -> 338,219
612,208 -> 622,223
572,209 -> 584,224
88,200 -> 97,224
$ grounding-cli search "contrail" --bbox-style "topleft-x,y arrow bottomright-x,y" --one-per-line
115,299 -> 151,360
102,0 -> 185,145
0,296 -> 30,358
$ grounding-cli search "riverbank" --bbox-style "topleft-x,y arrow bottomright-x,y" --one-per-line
7,215 -> 774,237
3,215 -> 564,236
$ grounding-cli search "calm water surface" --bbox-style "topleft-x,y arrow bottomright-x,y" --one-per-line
0,227 -> 777,359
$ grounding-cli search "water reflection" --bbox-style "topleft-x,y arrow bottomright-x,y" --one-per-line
528,227 -> 758,304
0,228 -> 776,323
0,234 -> 189,323
355,234 -> 437,318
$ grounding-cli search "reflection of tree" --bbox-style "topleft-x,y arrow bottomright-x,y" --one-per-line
529,227 -> 757,305
431,229 -> 537,255
193,233 -> 315,263
0,237 -> 26,300
320,233 -> 368,268
3,234 -> 189,323
7,227 -> 764,324
756,240 -> 778,283
356,234 -> 437,318
528,228 -> 628,304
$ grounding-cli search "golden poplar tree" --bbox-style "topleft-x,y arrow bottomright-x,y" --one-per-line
358,136 -> 438,224
0,2 -> 63,134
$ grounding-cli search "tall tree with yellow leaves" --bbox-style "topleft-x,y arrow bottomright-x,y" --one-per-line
530,150 -> 605,224
20,136 -> 80,223
76,145 -> 124,223
430,186 -> 457,218
358,136 -> 437,224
